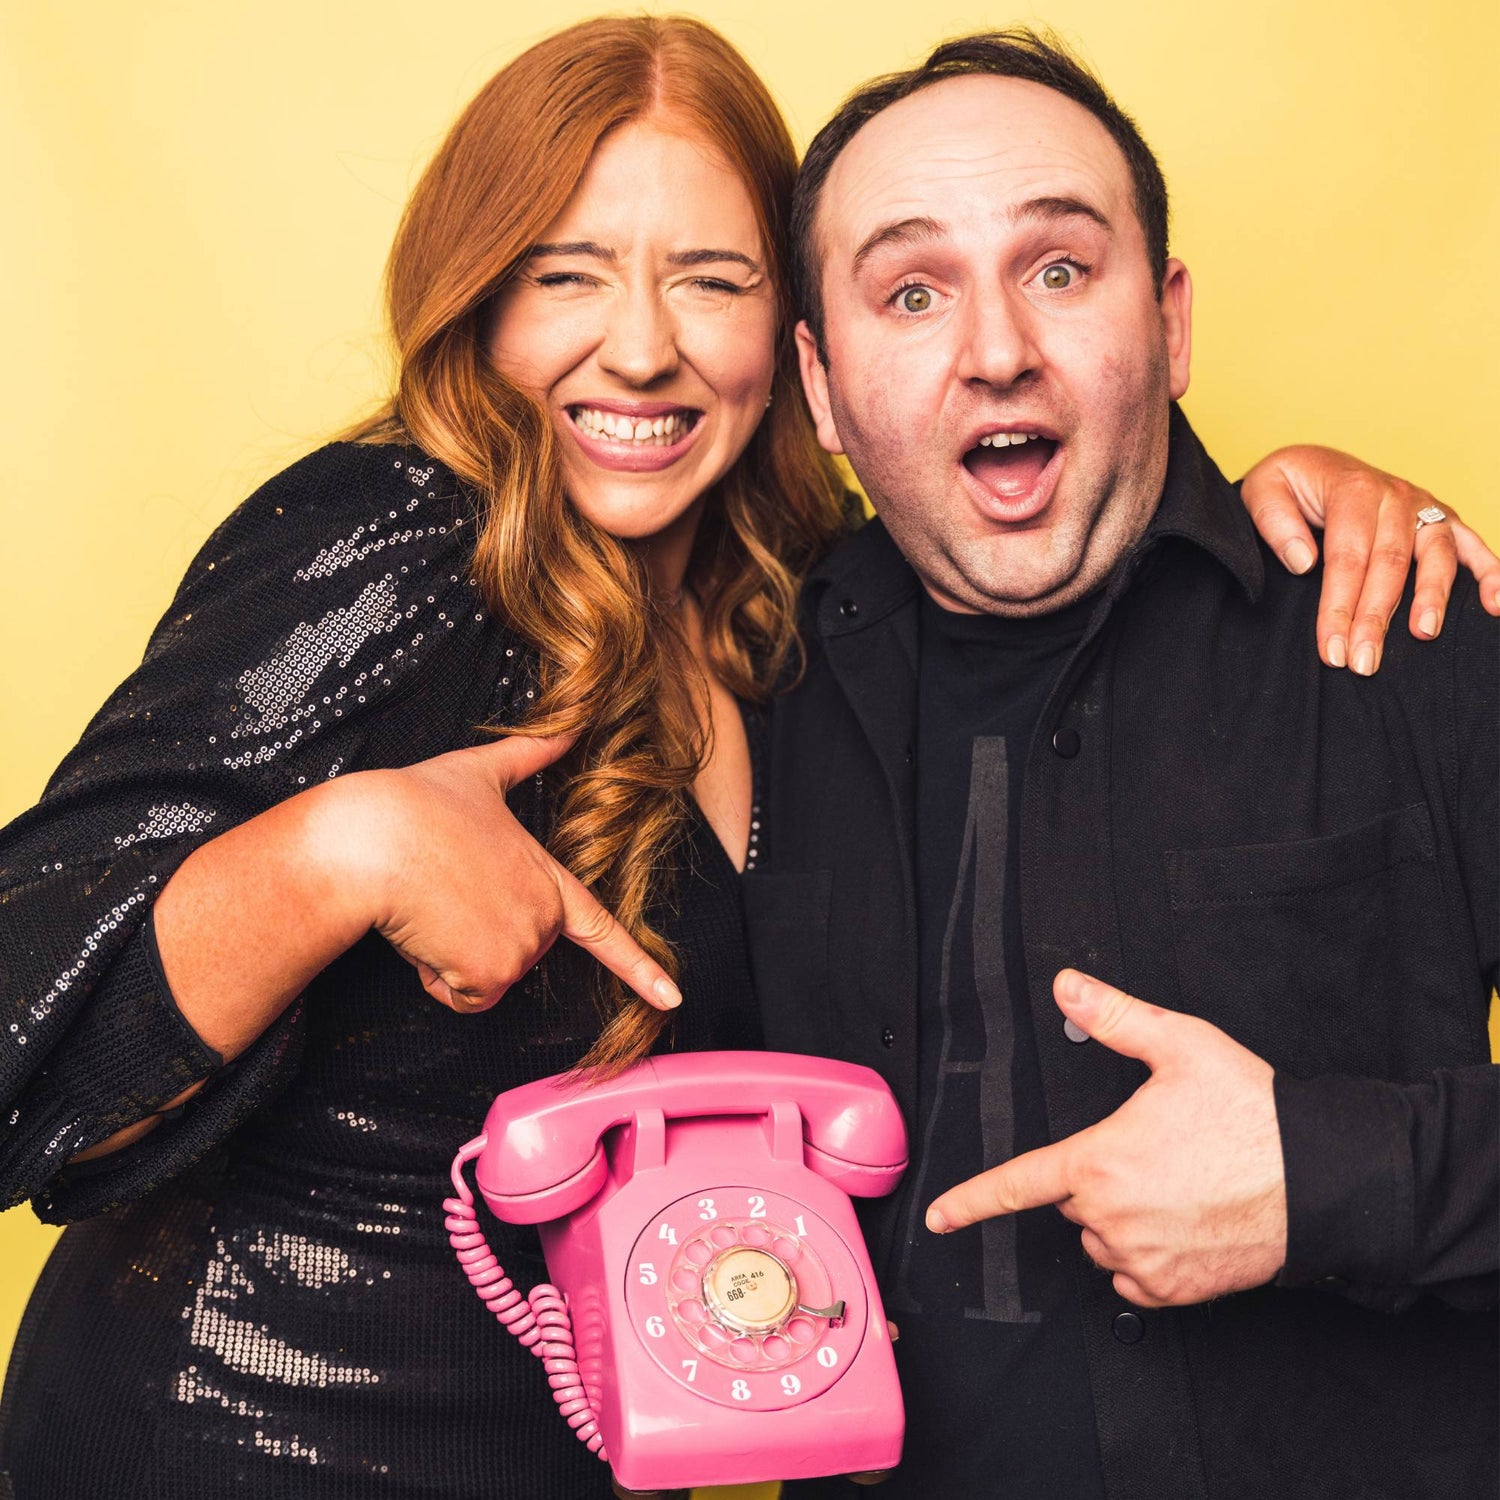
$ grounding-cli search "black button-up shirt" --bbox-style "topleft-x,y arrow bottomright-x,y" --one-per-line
746,407 -> 1498,1499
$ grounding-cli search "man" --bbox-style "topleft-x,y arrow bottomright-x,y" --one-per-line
744,31 -> 1498,1498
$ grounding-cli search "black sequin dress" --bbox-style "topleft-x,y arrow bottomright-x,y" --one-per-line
0,444 -> 763,1498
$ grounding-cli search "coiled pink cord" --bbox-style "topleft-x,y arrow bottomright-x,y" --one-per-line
445,1136 -> 607,1460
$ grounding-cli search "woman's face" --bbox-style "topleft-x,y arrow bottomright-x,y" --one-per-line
488,119 -> 777,564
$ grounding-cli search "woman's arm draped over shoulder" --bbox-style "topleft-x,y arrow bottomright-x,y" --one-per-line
1240,445 -> 1500,670
0,444 -> 507,1221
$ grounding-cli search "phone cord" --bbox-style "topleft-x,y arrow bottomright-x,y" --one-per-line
445,1136 -> 608,1461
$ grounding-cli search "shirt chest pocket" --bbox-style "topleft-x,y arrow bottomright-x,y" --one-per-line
1163,803 -> 1482,1079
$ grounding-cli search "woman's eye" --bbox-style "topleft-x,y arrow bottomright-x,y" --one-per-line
536,272 -> 592,289
691,278 -> 744,295
1039,263 -> 1077,290
897,285 -> 933,313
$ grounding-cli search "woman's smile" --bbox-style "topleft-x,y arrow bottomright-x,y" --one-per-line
564,400 -> 706,470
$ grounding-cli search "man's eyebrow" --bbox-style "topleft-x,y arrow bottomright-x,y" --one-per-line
666,248 -> 762,274
527,241 -> 616,262
1008,196 -> 1113,234
851,216 -> 947,276
849,200 -> 1113,278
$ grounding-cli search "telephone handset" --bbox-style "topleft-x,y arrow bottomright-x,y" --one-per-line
446,1051 -> 908,1494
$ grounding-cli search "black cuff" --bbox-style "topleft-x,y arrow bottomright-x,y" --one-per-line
1274,1072 -> 1413,1289
50,913 -> 223,1139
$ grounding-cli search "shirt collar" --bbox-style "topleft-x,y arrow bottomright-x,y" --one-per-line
1143,403 -> 1265,603
808,403 -> 1264,636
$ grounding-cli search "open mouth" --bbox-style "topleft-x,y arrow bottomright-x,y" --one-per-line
567,404 -> 704,448
961,431 -> 1060,503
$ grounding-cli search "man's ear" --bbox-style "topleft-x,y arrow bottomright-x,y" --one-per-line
795,320 -> 845,456
1161,259 -> 1193,402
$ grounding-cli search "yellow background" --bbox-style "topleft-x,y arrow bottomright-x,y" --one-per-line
1,2 -> 1495,1492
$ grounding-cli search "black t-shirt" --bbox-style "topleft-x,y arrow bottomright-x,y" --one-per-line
876,588 -> 1104,1498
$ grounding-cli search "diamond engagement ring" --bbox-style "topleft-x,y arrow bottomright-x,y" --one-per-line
1414,505 -> 1447,532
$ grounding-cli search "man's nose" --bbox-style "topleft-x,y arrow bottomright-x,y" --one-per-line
598,289 -> 680,386
954,288 -> 1041,389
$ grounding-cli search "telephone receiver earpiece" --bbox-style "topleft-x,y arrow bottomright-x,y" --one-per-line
473,1051 -> 908,1224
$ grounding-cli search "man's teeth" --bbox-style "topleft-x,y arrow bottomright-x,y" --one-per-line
976,431 -> 1043,448
572,407 -> 692,444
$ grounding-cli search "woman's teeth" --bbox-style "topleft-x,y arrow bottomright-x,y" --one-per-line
572,407 -> 693,445
976,431 -> 1042,448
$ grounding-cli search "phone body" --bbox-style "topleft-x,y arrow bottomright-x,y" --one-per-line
452,1050 -> 908,1493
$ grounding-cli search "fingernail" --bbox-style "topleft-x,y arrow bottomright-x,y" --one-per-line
653,977 -> 682,1009
1418,609 -> 1439,638
1352,643 -> 1377,676
1328,635 -> 1347,668
1283,539 -> 1315,575
925,1207 -> 950,1234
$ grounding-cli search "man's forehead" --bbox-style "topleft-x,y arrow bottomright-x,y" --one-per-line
822,74 -> 1132,249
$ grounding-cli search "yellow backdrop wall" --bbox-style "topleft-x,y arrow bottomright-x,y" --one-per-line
1,3 -> 1495,1493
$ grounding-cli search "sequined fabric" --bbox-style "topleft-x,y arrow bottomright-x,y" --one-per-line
0,444 -> 764,1498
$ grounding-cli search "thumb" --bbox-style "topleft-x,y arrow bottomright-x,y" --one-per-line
1052,968 -> 1186,1071
475,732 -> 575,789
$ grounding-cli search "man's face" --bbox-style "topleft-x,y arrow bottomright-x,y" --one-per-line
797,75 -> 1192,616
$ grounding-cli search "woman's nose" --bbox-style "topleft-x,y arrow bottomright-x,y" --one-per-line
598,290 -> 680,386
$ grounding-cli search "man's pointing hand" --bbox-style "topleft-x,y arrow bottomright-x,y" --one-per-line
925,968 -> 1288,1308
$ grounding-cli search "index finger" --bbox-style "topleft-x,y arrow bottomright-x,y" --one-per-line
1343,490 -> 1426,675
926,1142 -> 1072,1233
553,863 -> 683,1011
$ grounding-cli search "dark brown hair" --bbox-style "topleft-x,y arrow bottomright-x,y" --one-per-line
349,16 -> 850,1071
792,28 -> 1171,354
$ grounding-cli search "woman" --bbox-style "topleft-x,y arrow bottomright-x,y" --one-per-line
0,15 -> 1490,1499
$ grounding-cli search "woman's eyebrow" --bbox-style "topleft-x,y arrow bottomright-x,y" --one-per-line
666,248 -> 762,273
528,240 -> 616,261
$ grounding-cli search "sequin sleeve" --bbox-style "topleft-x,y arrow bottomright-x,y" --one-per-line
0,442 -> 507,1219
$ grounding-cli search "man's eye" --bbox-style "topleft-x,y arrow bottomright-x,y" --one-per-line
896,285 -> 933,313
1039,263 -> 1076,290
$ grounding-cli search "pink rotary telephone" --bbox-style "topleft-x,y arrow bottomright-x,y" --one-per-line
446,1050 -> 908,1493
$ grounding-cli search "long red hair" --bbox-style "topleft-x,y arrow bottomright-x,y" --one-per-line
348,16 -> 850,1069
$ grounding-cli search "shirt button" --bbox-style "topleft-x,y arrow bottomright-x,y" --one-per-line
839,598 -> 859,619
881,1027 -> 896,1049
1052,727 -> 1081,758
1064,1018 -> 1090,1044
1112,1311 -> 1145,1345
